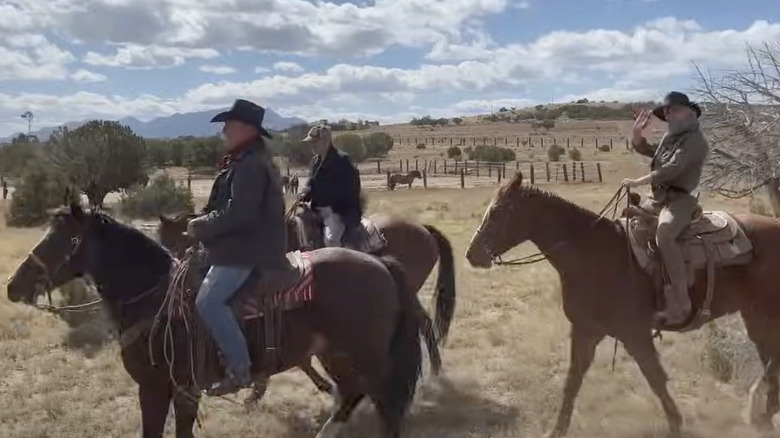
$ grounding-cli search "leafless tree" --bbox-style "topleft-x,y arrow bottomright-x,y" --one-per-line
694,42 -> 780,216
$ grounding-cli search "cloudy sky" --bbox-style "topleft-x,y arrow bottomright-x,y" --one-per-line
0,0 -> 778,136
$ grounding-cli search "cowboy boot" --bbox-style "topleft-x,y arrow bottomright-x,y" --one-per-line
655,283 -> 692,327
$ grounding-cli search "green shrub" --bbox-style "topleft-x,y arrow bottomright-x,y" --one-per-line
568,148 -> 582,161
118,174 -> 194,219
465,145 -> 516,162
333,133 -> 366,162
416,143 -> 427,149
547,144 -> 565,162
598,144 -> 611,152
6,161 -> 77,227
447,146 -> 462,159
363,132 -> 394,158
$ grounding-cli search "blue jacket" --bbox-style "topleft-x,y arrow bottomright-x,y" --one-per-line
303,146 -> 362,228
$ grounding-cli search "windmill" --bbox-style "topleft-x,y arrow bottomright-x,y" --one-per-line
20,111 -> 34,136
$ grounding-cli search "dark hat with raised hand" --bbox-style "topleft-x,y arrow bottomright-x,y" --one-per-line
652,91 -> 702,121
210,99 -> 272,138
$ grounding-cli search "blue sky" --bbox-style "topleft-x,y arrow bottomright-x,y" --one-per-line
0,0 -> 778,136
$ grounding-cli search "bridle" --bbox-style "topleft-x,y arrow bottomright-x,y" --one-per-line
474,186 -> 632,266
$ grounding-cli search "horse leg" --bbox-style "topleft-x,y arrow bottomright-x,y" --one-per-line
301,360 -> 335,393
741,313 -> 780,430
314,353 -> 365,438
138,382 -> 172,438
623,335 -> 682,437
173,387 -> 200,438
546,326 -> 603,438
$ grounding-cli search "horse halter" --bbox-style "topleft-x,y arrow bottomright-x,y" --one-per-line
28,235 -> 82,291
472,198 -> 519,265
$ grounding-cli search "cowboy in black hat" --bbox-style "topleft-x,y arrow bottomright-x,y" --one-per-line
186,98 -> 289,395
622,91 -> 709,326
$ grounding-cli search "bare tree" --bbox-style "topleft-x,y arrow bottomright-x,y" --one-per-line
694,42 -> 780,216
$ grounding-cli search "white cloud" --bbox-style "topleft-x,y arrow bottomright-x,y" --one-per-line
198,64 -> 236,74
70,68 -> 107,82
273,61 -> 304,73
0,33 -> 74,81
83,45 -> 220,69
2,15 -> 780,135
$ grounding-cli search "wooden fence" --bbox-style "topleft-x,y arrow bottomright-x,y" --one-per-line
392,135 -> 631,150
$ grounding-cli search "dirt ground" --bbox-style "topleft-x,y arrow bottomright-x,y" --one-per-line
0,149 -> 776,437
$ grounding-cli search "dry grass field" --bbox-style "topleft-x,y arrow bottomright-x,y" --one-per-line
0,136 -> 776,437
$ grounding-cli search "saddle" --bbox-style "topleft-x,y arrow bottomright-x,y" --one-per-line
299,214 -> 388,253
618,209 -> 753,331
184,250 -> 316,393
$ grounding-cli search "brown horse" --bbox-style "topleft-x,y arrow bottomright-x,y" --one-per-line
159,206 -> 455,403
389,170 -> 422,190
466,173 -> 780,437
7,204 -> 438,438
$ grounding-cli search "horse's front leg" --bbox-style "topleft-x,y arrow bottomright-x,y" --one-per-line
173,386 -> 200,438
138,381 -> 172,438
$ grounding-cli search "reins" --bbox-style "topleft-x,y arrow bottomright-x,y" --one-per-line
492,185 -> 632,266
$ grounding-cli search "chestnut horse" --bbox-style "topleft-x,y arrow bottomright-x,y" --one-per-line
466,173 -> 780,437
7,204 -> 436,438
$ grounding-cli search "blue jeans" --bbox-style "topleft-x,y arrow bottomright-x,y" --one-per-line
195,266 -> 252,379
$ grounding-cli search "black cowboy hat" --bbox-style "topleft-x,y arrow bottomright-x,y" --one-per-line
652,91 -> 702,122
210,99 -> 273,138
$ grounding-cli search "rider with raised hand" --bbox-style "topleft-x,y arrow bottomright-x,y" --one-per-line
622,91 -> 710,326
187,99 -> 288,395
299,124 -> 362,248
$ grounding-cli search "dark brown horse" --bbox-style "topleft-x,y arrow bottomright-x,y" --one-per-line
160,206 -> 456,341
159,206 -> 455,403
7,204 -> 438,438
466,173 -> 780,437
389,170 -> 422,190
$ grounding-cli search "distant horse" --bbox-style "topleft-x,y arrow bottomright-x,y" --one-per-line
289,173 -> 299,195
466,173 -> 780,437
7,204 -> 438,438
280,175 -> 291,194
389,170 -> 422,190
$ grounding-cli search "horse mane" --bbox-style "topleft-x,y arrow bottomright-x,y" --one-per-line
499,173 -> 603,223
88,210 -> 174,270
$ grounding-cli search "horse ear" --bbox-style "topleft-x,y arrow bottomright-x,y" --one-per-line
510,172 -> 523,189
69,201 -> 84,220
159,214 -> 172,224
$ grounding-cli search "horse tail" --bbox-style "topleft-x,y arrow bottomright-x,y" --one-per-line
423,224 -> 456,343
377,256 -> 426,431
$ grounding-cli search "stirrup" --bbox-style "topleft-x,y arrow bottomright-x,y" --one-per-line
205,376 -> 250,397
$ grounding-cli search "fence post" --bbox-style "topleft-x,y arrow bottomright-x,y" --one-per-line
516,137 -> 520,147
571,162 -> 577,181
567,138 -> 570,148
541,137 -> 545,148
460,168 -> 465,188
476,161 -> 480,177
423,170 -> 428,189
595,138 -> 599,150
581,137 -> 584,148
399,159 -> 402,172
415,159 -> 418,171
580,162 -> 585,181
488,165 -> 492,178
563,164 -> 569,182
528,136 -> 532,147
386,171 -> 391,189
530,163 -> 535,184
434,160 -> 438,174
405,159 -> 409,172
545,162 -> 550,181
596,163 -> 603,182
376,161 -> 381,174
497,167 -> 501,184
444,160 -> 447,174
610,138 -> 613,150
502,163 -> 506,179
626,139 -> 629,150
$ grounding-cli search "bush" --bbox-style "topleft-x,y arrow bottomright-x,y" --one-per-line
118,174 -> 194,219
568,148 -> 582,160
416,143 -> 426,149
364,132 -> 394,158
598,144 -> 611,152
466,145 -> 516,162
333,133 -> 366,162
6,161 -> 77,227
547,144 -> 565,162
446,146 -> 462,159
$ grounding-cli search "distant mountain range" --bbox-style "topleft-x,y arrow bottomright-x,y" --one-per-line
0,107 -> 308,143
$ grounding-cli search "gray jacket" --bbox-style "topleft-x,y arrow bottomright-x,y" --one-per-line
631,126 -> 709,203
189,141 -> 287,269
